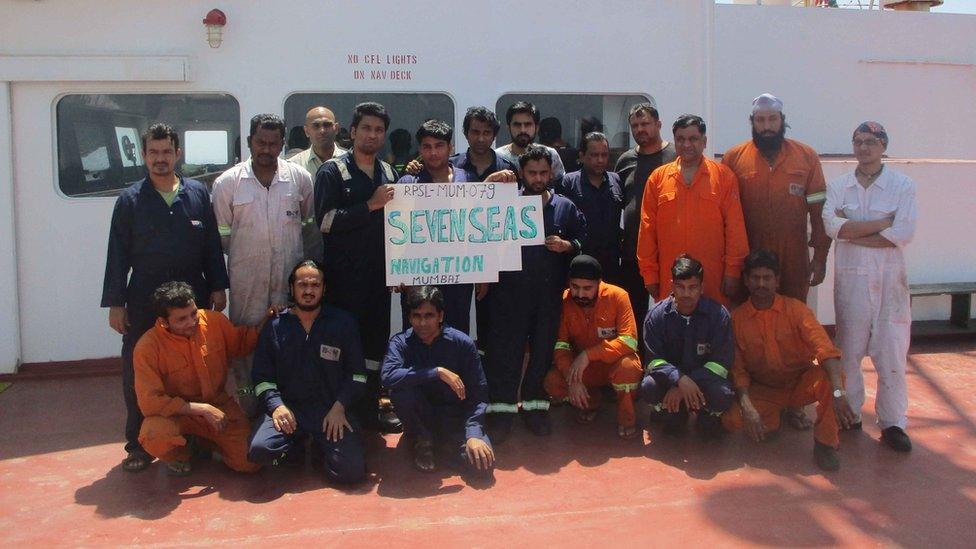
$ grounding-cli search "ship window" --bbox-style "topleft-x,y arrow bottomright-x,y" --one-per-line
494,93 -> 654,172
56,94 -> 240,197
283,93 -> 455,175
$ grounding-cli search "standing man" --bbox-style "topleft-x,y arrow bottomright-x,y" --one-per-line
637,114 -> 748,308
102,123 -> 228,473
452,106 -> 518,182
289,106 -> 346,263
556,132 -> 624,283
544,256 -> 643,439
485,145 -> 585,442
248,260 -> 367,484
495,101 -> 566,180
134,282 -> 268,476
314,102 -> 401,432
382,286 -> 494,479
640,255 -> 734,438
615,103 -> 676,341
722,94 -> 831,302
396,119 -> 475,334
722,250 -> 857,471
823,121 -> 918,452
212,114 -> 315,415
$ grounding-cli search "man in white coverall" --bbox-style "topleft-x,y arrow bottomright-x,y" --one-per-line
212,114 -> 315,414
823,121 -> 917,452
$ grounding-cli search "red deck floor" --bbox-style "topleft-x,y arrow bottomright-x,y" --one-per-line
1,337 -> 974,547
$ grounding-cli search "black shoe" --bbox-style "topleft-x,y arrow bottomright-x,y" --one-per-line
521,410 -> 552,437
697,413 -> 725,441
647,406 -> 666,424
486,414 -> 514,445
378,410 -> 403,434
662,410 -> 689,437
412,438 -> 436,473
814,441 -> 840,471
842,421 -> 862,431
881,426 -> 912,452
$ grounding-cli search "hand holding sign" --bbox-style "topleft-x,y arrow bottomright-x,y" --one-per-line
368,184 -> 396,211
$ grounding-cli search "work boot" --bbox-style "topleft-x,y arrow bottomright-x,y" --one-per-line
696,412 -> 725,441
486,414 -> 514,445
378,409 -> 403,434
814,441 -> 840,471
412,438 -> 436,473
521,410 -> 552,437
662,409 -> 689,437
881,426 -> 912,452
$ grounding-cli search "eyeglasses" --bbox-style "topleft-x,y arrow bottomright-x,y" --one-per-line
852,138 -> 882,148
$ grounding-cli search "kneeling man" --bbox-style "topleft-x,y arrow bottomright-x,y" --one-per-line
248,260 -> 367,484
134,281 -> 268,476
722,250 -> 856,470
640,255 -> 734,437
382,286 -> 494,478
544,255 -> 643,439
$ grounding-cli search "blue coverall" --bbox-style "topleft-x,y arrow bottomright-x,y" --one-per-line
556,169 -> 624,282
313,152 -> 398,426
101,177 -> 228,455
248,306 -> 368,483
382,326 -> 492,477
640,295 -> 735,419
485,192 -> 586,416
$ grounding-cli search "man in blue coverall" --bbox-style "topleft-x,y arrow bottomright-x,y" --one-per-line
102,123 -> 228,473
382,286 -> 494,479
555,131 -> 624,284
484,144 -> 587,443
314,101 -> 401,433
640,254 -> 734,438
248,260 -> 367,484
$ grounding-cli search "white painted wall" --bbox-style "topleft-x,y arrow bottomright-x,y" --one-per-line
1,1 -> 973,370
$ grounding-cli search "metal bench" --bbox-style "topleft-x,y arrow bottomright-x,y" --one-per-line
910,282 -> 976,329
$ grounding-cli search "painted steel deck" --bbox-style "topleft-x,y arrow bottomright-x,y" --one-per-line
1,337 -> 974,547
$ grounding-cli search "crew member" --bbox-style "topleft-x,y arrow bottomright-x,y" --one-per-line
485,144 -> 585,442
556,132 -> 624,282
722,94 -> 831,302
823,121 -> 918,452
382,286 -> 494,479
637,114 -> 748,308
102,123 -> 228,473
640,255 -> 734,438
722,250 -> 856,471
134,282 -> 269,476
544,255 -> 642,439
248,260 -> 367,483
615,103 -> 676,346
212,114 -> 315,414
314,102 -> 401,432
495,101 -> 566,180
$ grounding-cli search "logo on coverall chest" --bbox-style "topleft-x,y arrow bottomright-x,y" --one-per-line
696,343 -> 711,356
320,344 -> 341,361
597,326 -> 617,339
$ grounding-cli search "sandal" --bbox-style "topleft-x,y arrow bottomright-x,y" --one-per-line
576,409 -> 599,425
165,460 -> 193,477
784,408 -> 813,431
413,439 -> 436,473
121,452 -> 152,473
618,425 -> 639,440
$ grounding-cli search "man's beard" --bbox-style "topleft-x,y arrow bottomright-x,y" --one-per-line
295,297 -> 322,311
752,126 -> 786,153
512,133 -> 533,148
572,297 -> 594,308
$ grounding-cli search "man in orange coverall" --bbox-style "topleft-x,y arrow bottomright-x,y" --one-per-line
544,255 -> 643,439
721,93 -> 831,303
721,249 -> 856,471
637,114 -> 748,307
134,281 -> 272,476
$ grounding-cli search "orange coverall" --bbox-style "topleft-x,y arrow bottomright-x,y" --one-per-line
544,282 -> 643,427
134,309 -> 260,472
722,139 -> 831,302
637,156 -> 748,307
721,295 -> 843,447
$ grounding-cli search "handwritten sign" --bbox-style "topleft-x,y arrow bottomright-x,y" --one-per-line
384,182 -> 545,286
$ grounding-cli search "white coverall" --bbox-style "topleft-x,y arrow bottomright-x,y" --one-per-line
823,167 -> 918,429
212,158 -> 315,412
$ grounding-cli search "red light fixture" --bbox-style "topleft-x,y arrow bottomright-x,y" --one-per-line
202,9 -> 227,48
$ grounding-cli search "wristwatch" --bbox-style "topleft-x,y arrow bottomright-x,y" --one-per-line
833,388 -> 846,398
